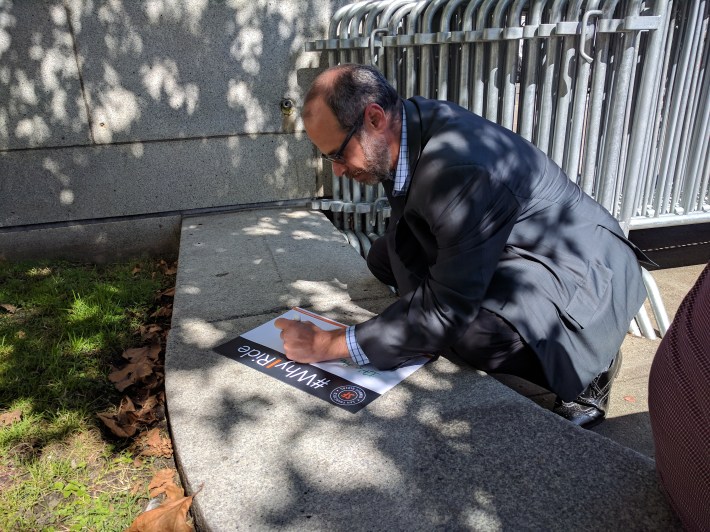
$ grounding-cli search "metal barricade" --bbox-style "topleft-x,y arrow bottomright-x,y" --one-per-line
306,0 -> 709,338
624,1 -> 710,230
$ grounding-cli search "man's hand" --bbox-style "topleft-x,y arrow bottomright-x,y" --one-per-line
274,318 -> 348,364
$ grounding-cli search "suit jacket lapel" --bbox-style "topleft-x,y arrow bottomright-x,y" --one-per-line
403,98 -> 422,180
382,178 -> 405,222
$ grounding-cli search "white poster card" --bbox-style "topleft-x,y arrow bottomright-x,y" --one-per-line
214,307 -> 431,412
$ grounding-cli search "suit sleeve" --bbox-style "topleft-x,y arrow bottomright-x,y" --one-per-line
355,165 -> 521,369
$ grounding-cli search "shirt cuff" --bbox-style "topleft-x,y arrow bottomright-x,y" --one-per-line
345,326 -> 370,366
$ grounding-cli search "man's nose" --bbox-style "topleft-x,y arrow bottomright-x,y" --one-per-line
331,161 -> 347,177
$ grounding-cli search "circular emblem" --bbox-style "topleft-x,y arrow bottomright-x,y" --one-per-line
330,385 -> 367,406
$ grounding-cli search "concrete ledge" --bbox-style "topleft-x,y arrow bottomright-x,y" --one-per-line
165,208 -> 680,531
0,215 -> 180,262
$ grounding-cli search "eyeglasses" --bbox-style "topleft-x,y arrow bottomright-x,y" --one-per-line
321,116 -> 363,164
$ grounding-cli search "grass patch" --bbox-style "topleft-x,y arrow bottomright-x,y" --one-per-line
0,259 -> 175,530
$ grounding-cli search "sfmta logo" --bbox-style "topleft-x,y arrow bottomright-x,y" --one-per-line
330,385 -> 367,405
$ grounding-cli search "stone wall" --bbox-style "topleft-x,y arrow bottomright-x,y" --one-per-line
0,0 -> 340,261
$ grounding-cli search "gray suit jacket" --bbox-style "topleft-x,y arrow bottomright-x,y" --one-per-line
355,97 -> 647,400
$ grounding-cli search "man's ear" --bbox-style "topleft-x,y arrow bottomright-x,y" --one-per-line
364,103 -> 388,132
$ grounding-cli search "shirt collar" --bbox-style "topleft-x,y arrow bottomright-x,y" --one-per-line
392,105 -> 409,195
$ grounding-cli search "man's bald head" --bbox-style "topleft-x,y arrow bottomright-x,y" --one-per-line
303,64 -> 400,132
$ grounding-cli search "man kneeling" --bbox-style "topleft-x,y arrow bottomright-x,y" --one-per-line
276,64 -> 647,429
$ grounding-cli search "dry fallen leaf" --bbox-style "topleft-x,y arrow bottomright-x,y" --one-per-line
156,287 -> 176,299
130,385 -> 163,409
128,476 -> 201,532
136,394 -> 160,415
145,428 -> 163,446
122,343 -> 161,364
109,359 -> 154,392
623,395 -> 637,403
0,410 -> 22,426
136,428 -> 173,458
150,305 -> 173,318
97,397 -> 140,438
132,265 -> 142,275
148,468 -> 177,498
126,493 -> 195,532
139,324 -> 164,342
0,304 -> 17,314
138,372 -> 164,394
158,260 -> 178,276
120,396 -> 138,414
97,412 -> 137,438
97,393 -> 166,439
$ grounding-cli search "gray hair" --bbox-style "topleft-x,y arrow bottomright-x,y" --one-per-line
305,64 -> 400,130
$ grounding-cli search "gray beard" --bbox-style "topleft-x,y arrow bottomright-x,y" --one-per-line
349,132 -> 391,185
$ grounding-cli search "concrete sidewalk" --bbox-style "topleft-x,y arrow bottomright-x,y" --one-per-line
165,208 -> 683,531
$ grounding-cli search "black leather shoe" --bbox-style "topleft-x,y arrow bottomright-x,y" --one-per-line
553,351 -> 623,429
